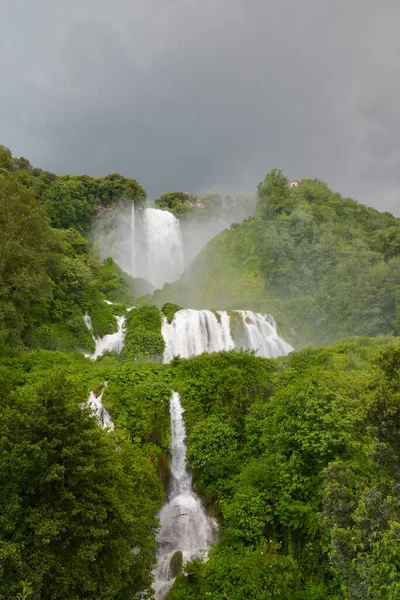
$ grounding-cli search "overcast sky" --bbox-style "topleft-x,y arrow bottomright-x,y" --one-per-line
1,0 -> 400,214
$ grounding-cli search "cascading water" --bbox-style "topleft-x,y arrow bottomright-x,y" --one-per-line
162,309 -> 233,362
153,392 -> 217,600
93,202 -> 185,289
84,313 -> 126,360
132,207 -> 185,288
93,196 -> 254,290
162,309 -> 292,362
87,387 -> 114,430
236,310 -> 293,357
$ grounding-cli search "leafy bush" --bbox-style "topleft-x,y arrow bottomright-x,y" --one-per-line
88,300 -> 118,338
123,305 -> 165,361
162,302 -> 183,323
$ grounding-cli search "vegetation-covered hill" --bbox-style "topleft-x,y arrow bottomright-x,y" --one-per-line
152,170 -> 400,348
1,144 -> 400,599
0,145 -> 145,352
2,335 -> 400,599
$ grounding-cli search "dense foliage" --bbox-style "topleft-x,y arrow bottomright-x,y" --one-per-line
154,189 -> 255,222
2,338 -> 400,599
153,170 -> 400,347
99,257 -> 148,304
123,305 -> 165,362
0,144 -> 146,233
161,303 -> 183,323
2,145 -> 400,599
154,191 -> 195,217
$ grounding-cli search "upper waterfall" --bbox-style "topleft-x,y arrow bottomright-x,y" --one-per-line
92,203 -> 185,289
134,207 -> 185,288
92,199 -> 253,290
162,309 -> 292,362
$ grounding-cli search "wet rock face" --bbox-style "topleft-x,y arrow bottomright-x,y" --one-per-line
169,551 -> 183,578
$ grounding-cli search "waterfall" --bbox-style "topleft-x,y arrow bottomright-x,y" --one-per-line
131,206 -> 184,288
130,201 -> 136,279
236,310 -> 293,358
162,309 -> 292,362
93,202 -> 184,289
87,387 -> 114,430
84,314 -> 126,360
153,392 -> 216,600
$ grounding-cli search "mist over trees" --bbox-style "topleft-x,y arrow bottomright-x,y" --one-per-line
153,169 -> 400,348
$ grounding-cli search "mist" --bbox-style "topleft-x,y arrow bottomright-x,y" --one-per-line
180,193 -> 256,268
92,193 -> 255,290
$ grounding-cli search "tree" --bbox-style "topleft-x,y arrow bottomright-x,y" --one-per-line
12,156 -> 32,171
42,179 -> 91,231
0,145 -> 13,171
374,225 -> 400,261
0,375 -> 162,599
0,175 -> 52,347
154,191 -> 193,217
257,168 -> 290,218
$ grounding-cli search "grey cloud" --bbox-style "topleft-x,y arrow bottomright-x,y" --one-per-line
1,0 -> 400,214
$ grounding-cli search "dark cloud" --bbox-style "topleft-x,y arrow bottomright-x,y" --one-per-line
1,0 -> 400,214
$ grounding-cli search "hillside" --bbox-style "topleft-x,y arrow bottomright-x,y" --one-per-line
152,170 -> 400,348
1,146 -> 400,600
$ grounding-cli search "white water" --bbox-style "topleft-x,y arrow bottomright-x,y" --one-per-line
83,313 -> 93,333
133,207 -> 184,288
130,202 -> 136,281
236,310 -> 293,358
87,387 -> 114,430
162,309 -> 292,362
153,392 -> 216,599
84,314 -> 126,360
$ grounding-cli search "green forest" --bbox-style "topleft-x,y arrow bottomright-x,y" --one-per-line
1,145 -> 400,599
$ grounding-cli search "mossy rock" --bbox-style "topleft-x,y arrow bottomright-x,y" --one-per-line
158,452 -> 170,495
227,310 -> 246,346
162,303 -> 183,324
211,309 -> 221,323
169,550 -> 183,578
89,301 -> 117,338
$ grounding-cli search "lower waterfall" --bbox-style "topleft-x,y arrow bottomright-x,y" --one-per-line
162,309 -> 292,362
153,392 -> 217,600
87,387 -> 114,430
84,314 -> 126,360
